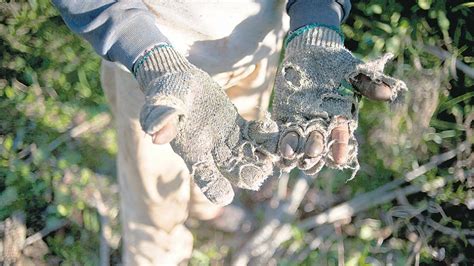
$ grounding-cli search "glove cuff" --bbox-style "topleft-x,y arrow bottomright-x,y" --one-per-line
133,44 -> 194,91
286,25 -> 344,51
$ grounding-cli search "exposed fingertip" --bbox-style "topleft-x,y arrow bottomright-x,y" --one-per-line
373,83 -> 392,101
351,74 -> 392,101
304,131 -> 324,158
331,122 -> 350,165
279,132 -> 299,159
152,120 -> 178,144
331,143 -> 348,165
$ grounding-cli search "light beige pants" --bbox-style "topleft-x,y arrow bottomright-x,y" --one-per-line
100,51 -> 282,264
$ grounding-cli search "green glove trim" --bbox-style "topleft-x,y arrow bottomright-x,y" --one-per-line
132,43 -> 172,77
285,23 -> 344,48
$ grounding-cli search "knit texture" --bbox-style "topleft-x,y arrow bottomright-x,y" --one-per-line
285,23 -> 344,48
134,44 -> 194,90
273,27 -> 407,177
135,45 -> 279,205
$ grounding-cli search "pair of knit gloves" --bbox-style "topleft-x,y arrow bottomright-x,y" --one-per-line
134,26 -> 407,206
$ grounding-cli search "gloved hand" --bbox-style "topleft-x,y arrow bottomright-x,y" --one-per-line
272,25 -> 407,176
134,45 -> 279,206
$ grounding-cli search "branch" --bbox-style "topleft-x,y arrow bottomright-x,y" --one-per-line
234,142 -> 467,264
47,113 -> 111,152
405,141 -> 468,181
425,218 -> 474,237
24,220 -> 68,247
232,172 -> 316,265
92,191 -> 111,266
424,45 -> 474,79
298,142 -> 464,230
298,175 -> 452,230
289,225 -> 334,263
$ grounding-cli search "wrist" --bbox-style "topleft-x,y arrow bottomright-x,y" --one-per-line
133,44 -> 194,91
285,24 -> 344,51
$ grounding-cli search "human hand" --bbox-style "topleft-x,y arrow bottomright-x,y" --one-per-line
272,26 -> 407,175
134,45 -> 279,205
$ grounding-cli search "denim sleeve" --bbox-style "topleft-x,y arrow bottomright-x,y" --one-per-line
52,0 -> 169,71
286,0 -> 352,31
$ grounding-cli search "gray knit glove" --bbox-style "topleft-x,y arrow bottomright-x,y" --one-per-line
273,26 -> 407,176
134,45 -> 279,206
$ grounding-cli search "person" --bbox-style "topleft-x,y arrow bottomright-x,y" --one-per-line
52,0 -> 406,264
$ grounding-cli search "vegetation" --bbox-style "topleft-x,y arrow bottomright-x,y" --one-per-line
1,0 -> 472,265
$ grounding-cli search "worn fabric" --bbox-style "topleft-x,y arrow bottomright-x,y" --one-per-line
52,0 -> 169,70
52,0 -> 346,71
141,0 -> 288,89
135,45 -> 279,205
287,0 -> 351,31
273,26 -> 407,175
101,61 -> 196,265
100,33 -> 282,262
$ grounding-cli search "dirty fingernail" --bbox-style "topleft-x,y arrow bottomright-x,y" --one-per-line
279,132 -> 299,159
304,131 -> 324,158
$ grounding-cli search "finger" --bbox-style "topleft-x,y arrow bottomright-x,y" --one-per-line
152,117 -> 179,144
297,131 -> 324,171
246,118 -> 279,152
193,159 -> 235,206
217,137 -> 275,191
141,106 -> 181,144
350,74 -> 392,101
331,118 -> 350,165
304,131 -> 324,158
279,132 -> 300,159
237,163 -> 272,190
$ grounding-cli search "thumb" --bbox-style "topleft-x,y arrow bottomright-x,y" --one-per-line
140,105 -> 182,144
350,74 -> 392,101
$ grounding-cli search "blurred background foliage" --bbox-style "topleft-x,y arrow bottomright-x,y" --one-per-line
0,0 -> 473,265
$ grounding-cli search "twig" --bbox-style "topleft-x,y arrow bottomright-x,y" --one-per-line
424,45 -> 474,79
47,113 -> 111,152
425,218 -> 474,237
20,113 -> 111,163
292,225 -> 334,263
277,172 -> 289,200
406,238 -> 423,266
92,191 -> 111,266
99,214 -> 110,266
335,223 -> 344,266
234,142 -> 466,264
405,141 -> 467,181
299,176 -> 451,230
232,172 -> 316,265
298,174 -> 412,230
264,173 -> 455,262
24,220 -> 68,247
